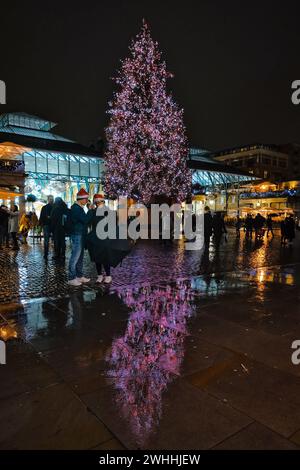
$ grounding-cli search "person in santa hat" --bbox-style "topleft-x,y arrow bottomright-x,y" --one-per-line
86,193 -> 112,284
68,187 -> 93,286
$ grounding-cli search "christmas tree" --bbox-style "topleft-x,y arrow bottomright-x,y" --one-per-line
105,20 -> 191,204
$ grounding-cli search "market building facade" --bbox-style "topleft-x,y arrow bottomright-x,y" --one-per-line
4,113 -> 294,220
188,147 -> 259,217
0,112 -> 104,214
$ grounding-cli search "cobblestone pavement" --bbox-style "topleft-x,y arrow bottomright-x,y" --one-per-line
1,229 -> 300,449
0,227 -> 299,302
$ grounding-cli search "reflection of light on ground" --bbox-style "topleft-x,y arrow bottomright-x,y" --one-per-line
249,244 -> 268,267
249,268 -> 295,286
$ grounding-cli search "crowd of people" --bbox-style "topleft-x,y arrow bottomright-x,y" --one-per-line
0,195 -> 298,287
202,206 -> 297,248
33,190 -> 109,285
234,212 -> 296,245
0,204 -> 21,250
203,207 -> 227,249
0,204 -> 41,250
38,189 -> 132,287
0,190 -> 133,287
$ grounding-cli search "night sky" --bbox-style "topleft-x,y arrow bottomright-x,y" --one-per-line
1,0 -> 300,151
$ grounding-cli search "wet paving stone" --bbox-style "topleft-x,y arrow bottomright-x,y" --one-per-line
0,229 -> 299,302
81,378 -> 252,450
0,340 -> 61,401
214,422 -> 299,450
201,357 -> 300,438
0,383 -> 113,450
1,232 -> 300,449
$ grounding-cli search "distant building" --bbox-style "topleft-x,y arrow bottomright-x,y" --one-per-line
211,143 -> 292,182
188,147 -> 259,214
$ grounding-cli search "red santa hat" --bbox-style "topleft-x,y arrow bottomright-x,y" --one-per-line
93,193 -> 105,203
76,188 -> 89,200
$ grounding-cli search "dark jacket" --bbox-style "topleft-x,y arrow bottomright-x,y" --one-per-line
285,217 -> 295,240
70,202 -> 92,236
204,212 -> 213,237
0,208 -> 9,229
212,214 -> 227,236
50,201 -> 68,233
253,214 -> 265,230
245,216 -> 253,230
39,203 -> 53,226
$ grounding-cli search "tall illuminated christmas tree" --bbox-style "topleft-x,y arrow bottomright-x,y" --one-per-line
105,20 -> 191,204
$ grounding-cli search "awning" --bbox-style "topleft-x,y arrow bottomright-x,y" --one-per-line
0,141 -> 29,160
0,188 -> 23,199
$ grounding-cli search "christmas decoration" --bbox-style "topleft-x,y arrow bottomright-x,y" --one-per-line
76,188 -> 89,200
105,20 -> 191,204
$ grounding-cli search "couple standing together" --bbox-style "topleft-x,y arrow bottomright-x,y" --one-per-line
68,188 -> 112,287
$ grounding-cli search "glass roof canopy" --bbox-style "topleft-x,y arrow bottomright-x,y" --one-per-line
189,147 -> 259,190
0,113 -> 104,183
0,125 -> 73,142
0,112 -> 73,142
22,148 -> 103,183
0,112 -> 56,131
192,169 -> 257,189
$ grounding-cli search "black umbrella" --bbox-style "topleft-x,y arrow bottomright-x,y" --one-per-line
86,231 -> 134,268
108,238 -> 134,268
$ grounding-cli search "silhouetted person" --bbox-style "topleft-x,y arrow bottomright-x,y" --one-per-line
0,205 -> 9,248
204,206 -> 213,248
285,215 -> 295,245
212,212 -> 227,249
50,197 -> 68,260
39,195 -> 54,259
245,214 -> 253,239
266,215 -> 274,237
235,216 -> 242,238
281,219 -> 287,245
253,213 -> 265,240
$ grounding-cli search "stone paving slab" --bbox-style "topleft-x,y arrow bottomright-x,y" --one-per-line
0,382 -> 113,450
197,357 -> 300,438
189,310 -> 300,377
0,340 -> 61,401
213,422 -> 299,450
80,379 -> 252,450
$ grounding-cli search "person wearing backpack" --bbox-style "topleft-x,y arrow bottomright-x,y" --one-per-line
68,188 -> 93,286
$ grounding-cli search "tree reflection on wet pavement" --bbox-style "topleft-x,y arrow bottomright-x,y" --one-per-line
0,230 -> 300,449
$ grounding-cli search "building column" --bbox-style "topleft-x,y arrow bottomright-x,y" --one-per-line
19,187 -> 26,214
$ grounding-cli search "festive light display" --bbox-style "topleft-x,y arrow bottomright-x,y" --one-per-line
105,20 -> 191,204
106,281 -> 195,445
